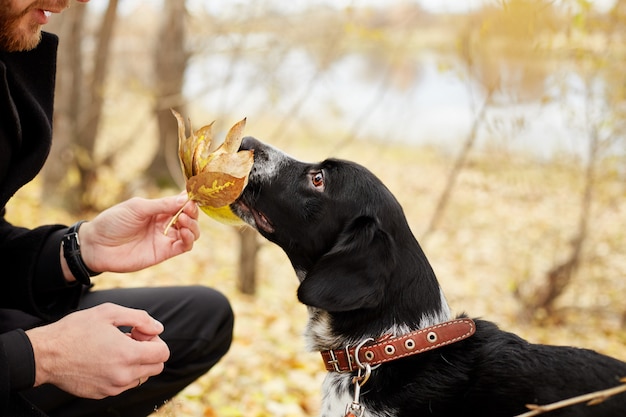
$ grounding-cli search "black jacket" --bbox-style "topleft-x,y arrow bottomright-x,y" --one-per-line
0,32 -> 84,416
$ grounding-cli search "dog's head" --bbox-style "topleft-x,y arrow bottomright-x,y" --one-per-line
231,137 -> 436,315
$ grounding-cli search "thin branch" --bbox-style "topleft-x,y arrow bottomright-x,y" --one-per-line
514,379 -> 626,417
421,81 -> 497,240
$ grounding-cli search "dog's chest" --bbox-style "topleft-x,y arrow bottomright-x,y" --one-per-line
305,310 -> 399,416
320,373 -> 394,417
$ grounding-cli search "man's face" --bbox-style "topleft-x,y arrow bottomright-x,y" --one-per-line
0,0 -> 70,52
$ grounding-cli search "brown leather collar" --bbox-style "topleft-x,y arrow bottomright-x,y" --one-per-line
320,318 -> 476,372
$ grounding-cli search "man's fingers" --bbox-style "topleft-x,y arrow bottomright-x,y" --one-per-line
132,336 -> 171,364
101,303 -> 164,336
114,349 -> 167,393
100,304 -> 169,362
140,361 -> 166,379
119,361 -> 165,392
130,327 -> 157,342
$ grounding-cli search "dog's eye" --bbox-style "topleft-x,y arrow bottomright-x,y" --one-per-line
311,171 -> 324,189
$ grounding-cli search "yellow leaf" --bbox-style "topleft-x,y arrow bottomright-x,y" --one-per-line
191,123 -> 215,175
187,172 -> 247,208
205,151 -> 254,180
164,110 -> 254,233
199,205 -> 243,226
221,117 -> 247,154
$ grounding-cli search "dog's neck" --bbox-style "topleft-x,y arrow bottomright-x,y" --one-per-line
299,268 -> 452,352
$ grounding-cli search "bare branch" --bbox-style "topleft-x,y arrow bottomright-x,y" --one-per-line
514,379 -> 626,417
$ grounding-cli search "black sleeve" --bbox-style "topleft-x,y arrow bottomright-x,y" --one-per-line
0,329 -> 35,392
0,217 -> 83,321
0,329 -> 35,415
0,329 -> 49,417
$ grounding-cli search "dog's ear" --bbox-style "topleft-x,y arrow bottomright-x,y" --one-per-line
297,216 -> 395,312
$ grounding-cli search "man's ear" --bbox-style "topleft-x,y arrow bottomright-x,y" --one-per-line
297,216 -> 396,312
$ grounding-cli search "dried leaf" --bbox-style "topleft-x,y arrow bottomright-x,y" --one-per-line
191,123 -> 215,175
165,110 -> 253,233
204,151 -> 254,180
221,118 -> 247,154
187,172 -> 248,208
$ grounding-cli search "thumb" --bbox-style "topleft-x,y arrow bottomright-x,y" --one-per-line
142,193 -> 190,217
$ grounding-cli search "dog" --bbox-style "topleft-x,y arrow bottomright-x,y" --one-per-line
231,137 -> 626,417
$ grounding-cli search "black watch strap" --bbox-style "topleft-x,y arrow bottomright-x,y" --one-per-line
62,220 -> 101,285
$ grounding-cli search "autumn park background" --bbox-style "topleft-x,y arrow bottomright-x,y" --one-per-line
6,0 -> 626,415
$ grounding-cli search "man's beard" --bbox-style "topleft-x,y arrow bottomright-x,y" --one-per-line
0,10 -> 42,52
0,1 -> 69,52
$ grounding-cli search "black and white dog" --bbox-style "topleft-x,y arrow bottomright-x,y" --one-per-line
231,137 -> 626,417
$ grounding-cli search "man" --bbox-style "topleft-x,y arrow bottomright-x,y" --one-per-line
0,1 -> 234,416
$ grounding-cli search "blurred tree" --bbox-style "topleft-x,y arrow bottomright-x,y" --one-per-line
148,0 -> 189,188
423,0 -> 557,239
43,0 -> 119,213
44,5 -> 86,209
514,0 -> 626,319
238,227 -> 259,295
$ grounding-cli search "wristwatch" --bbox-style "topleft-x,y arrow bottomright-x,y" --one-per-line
62,220 -> 101,285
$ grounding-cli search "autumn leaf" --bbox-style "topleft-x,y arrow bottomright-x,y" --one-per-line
164,110 -> 254,234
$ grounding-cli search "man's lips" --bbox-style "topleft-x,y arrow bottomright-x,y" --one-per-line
32,7 -> 65,25
32,9 -> 51,25
32,0 -> 72,25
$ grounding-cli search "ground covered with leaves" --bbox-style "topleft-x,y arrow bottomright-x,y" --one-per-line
8,141 -> 626,417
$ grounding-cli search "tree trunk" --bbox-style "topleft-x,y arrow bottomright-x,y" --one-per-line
238,227 -> 259,295
422,84 -> 497,240
76,0 -> 118,211
44,1 -> 119,213
148,0 -> 188,188
514,78 -> 601,320
524,124 -> 598,315
43,5 -> 86,209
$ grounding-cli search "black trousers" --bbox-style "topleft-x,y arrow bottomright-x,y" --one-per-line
13,285 -> 234,417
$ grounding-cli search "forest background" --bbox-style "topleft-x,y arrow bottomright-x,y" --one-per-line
6,0 -> 626,415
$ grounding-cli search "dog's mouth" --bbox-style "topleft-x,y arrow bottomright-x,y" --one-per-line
233,200 -> 275,234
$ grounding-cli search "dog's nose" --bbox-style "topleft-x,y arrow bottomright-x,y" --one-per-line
239,136 -> 262,152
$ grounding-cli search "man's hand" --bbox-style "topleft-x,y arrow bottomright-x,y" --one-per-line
75,193 -> 200,275
26,303 -> 170,399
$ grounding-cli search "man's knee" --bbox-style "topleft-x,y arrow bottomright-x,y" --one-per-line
194,286 -> 234,355
162,286 -> 234,369
181,286 -> 233,337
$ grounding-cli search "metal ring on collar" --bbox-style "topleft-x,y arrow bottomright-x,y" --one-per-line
357,363 -> 372,386
354,337 -> 375,369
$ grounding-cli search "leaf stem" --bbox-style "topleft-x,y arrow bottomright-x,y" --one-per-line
163,197 -> 192,235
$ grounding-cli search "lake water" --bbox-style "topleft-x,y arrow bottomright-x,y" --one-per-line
184,48 -> 623,161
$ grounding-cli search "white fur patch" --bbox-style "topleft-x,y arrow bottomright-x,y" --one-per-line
418,289 -> 452,328
320,371 -> 398,417
248,142 -> 291,184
